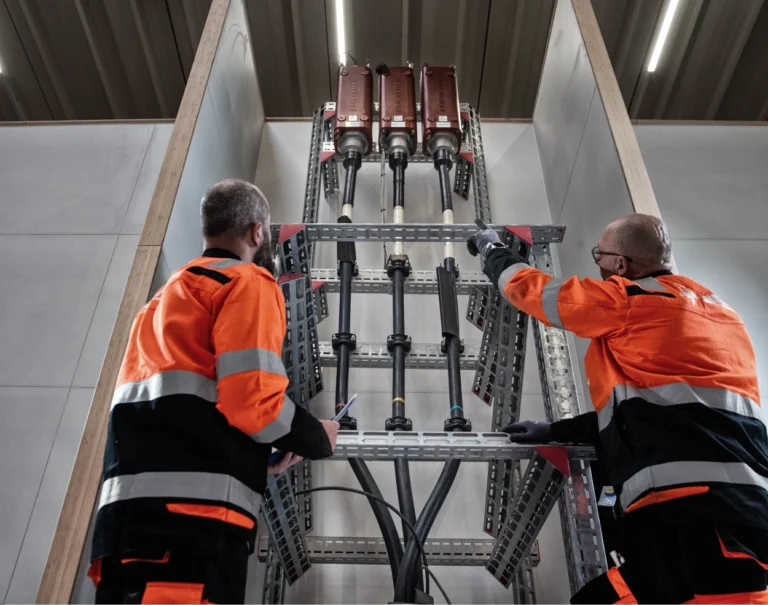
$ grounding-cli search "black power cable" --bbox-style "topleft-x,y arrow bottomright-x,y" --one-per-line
293,485 -> 456,602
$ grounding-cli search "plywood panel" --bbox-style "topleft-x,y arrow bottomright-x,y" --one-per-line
207,0 -> 265,181
533,0 -> 597,222
139,0 -> 231,246
572,0 -> 661,218
162,89 -> 231,271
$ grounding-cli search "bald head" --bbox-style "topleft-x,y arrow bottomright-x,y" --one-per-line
596,214 -> 671,280
606,214 -> 671,265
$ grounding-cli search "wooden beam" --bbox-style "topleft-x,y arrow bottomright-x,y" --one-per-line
35,2 -> 231,603
571,0 -> 662,219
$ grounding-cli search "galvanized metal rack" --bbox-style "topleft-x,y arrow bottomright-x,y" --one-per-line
259,103 -> 607,603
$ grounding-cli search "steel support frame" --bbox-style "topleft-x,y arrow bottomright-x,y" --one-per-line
261,103 -> 582,604
530,243 -> 608,593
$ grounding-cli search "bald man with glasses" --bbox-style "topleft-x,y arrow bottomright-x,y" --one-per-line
469,214 -> 768,604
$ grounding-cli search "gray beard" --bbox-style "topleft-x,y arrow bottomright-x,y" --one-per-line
253,244 -> 276,275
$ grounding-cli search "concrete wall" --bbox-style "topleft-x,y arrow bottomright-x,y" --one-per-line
249,120 -> 571,604
635,124 -> 768,395
0,122 -> 172,604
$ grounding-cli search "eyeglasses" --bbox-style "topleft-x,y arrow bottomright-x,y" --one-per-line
591,246 -> 632,264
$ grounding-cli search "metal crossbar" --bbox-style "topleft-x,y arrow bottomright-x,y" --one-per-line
312,268 -> 489,295
272,223 -> 566,244
318,341 -> 479,370
329,430 -> 595,462
256,536 -> 539,567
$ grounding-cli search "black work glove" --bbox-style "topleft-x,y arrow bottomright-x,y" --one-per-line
501,420 -> 554,443
467,227 -> 503,259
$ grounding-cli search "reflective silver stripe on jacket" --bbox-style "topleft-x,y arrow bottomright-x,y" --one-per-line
620,460 -> 768,510
541,278 -> 564,328
216,348 -> 287,380
497,262 -> 530,294
249,396 -> 296,443
98,471 -> 262,517
112,370 -> 217,407
597,383 -> 762,431
633,276 -> 668,292
206,258 -> 250,269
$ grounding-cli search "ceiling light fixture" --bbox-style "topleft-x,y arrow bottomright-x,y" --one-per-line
647,0 -> 681,72
335,0 -> 347,66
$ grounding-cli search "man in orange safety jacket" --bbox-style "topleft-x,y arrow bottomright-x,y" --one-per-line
470,213 -> 768,604
89,179 -> 339,604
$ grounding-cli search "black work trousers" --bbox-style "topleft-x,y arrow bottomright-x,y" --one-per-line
93,536 -> 249,604
571,514 -> 768,604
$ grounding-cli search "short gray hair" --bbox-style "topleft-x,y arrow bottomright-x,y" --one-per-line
614,213 -> 671,265
201,178 -> 270,238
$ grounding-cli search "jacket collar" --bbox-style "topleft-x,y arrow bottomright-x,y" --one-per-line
202,248 -> 241,260
642,269 -> 674,278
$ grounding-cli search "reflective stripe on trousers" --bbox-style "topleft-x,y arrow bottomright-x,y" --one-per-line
99,471 -> 262,517
621,460 -> 768,510
598,383 -> 762,431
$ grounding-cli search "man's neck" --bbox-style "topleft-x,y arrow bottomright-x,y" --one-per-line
630,264 -> 673,280
203,238 -> 246,261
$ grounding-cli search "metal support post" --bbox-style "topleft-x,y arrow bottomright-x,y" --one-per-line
467,104 -> 492,224
278,269 -> 323,533
261,543 -> 287,604
530,243 -> 608,593
487,448 -> 570,588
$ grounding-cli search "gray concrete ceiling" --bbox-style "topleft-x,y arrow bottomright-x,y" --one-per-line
0,0 -> 766,122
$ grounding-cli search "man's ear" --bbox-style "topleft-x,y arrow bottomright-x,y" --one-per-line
615,256 -> 629,277
251,222 -> 263,248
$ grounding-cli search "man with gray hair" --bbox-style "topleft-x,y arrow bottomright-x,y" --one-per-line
89,178 -> 338,604
470,214 -> 768,603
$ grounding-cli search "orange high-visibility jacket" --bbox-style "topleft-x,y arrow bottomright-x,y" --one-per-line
92,249 -> 332,559
492,253 -> 768,551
